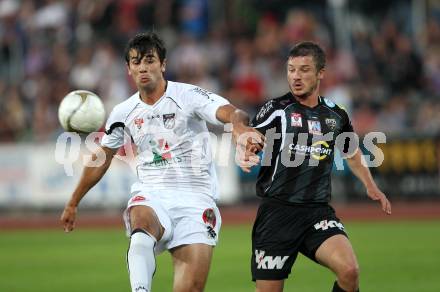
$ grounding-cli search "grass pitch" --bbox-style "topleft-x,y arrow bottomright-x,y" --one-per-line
1,221 -> 439,292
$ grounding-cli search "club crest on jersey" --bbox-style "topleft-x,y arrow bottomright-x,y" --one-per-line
307,120 -> 322,135
134,118 -> 144,129
291,113 -> 302,127
325,118 -> 337,130
163,113 -> 175,129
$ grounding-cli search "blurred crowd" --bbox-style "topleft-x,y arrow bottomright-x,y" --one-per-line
1,0 -> 440,142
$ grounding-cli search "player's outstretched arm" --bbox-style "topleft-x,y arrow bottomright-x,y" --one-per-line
216,104 -> 265,172
60,146 -> 118,232
346,149 -> 392,215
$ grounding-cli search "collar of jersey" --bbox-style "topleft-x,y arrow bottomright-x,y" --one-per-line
291,93 -> 323,110
137,81 -> 170,108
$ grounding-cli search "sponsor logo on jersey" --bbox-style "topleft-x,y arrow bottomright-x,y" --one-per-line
291,113 -> 302,127
314,220 -> 344,231
191,87 -> 214,100
145,138 -> 185,167
325,118 -> 337,130
255,250 -> 289,270
307,120 -> 322,135
163,113 -> 176,129
146,114 -> 160,120
149,138 -> 172,162
134,118 -> 144,129
323,97 -> 335,108
289,140 -> 332,160
256,101 -> 273,121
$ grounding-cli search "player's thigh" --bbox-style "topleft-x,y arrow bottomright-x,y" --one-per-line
255,280 -> 284,292
170,243 -> 214,291
314,234 -> 359,275
129,205 -> 164,240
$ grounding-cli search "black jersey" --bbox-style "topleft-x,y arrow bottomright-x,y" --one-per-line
250,92 -> 355,204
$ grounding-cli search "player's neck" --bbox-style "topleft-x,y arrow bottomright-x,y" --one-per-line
295,92 -> 320,108
139,79 -> 167,105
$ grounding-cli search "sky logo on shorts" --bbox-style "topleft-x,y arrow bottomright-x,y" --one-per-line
314,220 -> 344,231
255,250 -> 289,270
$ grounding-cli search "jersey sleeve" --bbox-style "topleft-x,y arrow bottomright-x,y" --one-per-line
186,87 -> 230,126
338,108 -> 357,158
101,107 -> 126,149
250,100 -> 278,135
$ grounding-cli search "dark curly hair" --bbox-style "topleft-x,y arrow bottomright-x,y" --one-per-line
124,31 -> 167,65
288,41 -> 326,71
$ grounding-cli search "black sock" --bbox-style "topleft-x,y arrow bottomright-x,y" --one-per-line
332,281 -> 346,292
332,281 -> 359,292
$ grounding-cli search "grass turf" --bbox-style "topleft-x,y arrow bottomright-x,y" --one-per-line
0,221 -> 439,292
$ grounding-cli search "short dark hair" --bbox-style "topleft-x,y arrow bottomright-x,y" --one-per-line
124,31 -> 167,64
288,41 -> 326,71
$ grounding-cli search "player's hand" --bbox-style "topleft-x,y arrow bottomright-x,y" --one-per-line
61,205 -> 78,232
233,125 -> 265,172
232,124 -> 265,152
237,147 -> 261,173
367,186 -> 392,215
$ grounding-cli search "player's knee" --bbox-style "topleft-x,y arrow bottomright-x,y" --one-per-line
130,210 -> 163,240
129,229 -> 156,253
178,277 -> 206,292
189,278 -> 205,292
338,263 -> 360,287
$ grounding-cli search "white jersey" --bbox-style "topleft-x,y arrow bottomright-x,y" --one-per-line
101,81 -> 229,200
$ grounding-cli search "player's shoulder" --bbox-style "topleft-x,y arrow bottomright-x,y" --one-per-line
254,92 -> 294,122
167,81 -> 207,96
108,92 -> 141,121
166,81 -> 214,103
320,96 -> 350,118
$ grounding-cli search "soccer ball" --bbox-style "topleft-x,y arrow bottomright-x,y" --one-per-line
58,90 -> 106,133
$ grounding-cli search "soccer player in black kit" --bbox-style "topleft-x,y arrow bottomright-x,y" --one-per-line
245,42 -> 392,292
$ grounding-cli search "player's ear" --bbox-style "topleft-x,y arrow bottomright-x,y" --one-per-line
318,67 -> 325,80
126,64 -> 132,76
161,59 -> 167,73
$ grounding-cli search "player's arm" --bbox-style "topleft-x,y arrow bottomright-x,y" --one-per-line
216,104 -> 265,172
216,104 -> 264,147
60,146 -> 118,232
346,150 -> 392,214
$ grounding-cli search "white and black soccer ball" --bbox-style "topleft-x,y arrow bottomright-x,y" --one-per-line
58,90 -> 106,133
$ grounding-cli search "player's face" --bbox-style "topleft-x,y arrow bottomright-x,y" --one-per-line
127,49 -> 166,92
287,56 -> 324,99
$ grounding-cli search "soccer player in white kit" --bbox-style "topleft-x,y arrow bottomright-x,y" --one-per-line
60,32 -> 263,292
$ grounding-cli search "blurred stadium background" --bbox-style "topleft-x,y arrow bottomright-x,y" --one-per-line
1,0 -> 439,291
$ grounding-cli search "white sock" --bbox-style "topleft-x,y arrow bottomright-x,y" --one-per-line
127,230 -> 156,292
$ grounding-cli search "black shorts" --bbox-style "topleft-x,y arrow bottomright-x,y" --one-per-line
251,199 -> 347,281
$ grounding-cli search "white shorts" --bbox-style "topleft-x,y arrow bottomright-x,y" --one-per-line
123,189 -> 222,254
